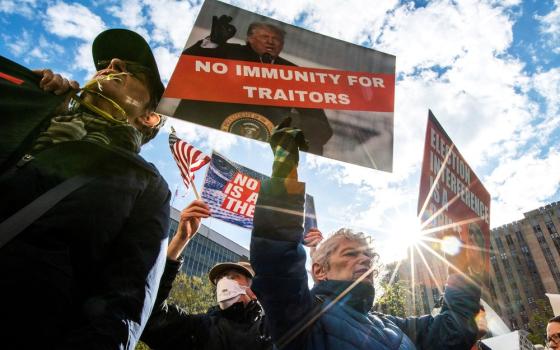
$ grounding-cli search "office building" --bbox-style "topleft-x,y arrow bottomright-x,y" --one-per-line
487,201 -> 560,331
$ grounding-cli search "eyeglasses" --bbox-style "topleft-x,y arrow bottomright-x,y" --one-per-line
547,332 -> 560,348
96,60 -> 152,79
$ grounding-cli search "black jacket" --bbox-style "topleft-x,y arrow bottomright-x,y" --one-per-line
141,259 -> 272,350
0,56 -> 170,349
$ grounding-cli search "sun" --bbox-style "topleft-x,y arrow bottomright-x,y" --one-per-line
382,216 -> 425,262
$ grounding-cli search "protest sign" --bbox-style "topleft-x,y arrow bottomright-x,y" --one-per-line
158,0 -> 396,172
202,152 -> 316,230
417,110 -> 491,281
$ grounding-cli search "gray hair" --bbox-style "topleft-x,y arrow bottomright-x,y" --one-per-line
312,228 -> 379,274
246,22 -> 286,41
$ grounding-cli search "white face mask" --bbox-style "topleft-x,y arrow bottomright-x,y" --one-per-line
216,277 -> 247,310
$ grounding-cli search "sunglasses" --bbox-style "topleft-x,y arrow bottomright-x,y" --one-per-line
548,332 -> 560,347
96,60 -> 152,79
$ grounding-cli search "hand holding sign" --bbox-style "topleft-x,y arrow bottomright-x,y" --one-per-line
32,69 -> 79,95
303,228 -> 323,248
270,117 -> 309,180
167,200 -> 211,261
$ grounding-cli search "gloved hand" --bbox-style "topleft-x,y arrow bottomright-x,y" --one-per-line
270,117 -> 309,179
210,15 -> 237,45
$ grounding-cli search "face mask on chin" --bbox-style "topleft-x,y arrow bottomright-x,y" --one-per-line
216,277 -> 247,310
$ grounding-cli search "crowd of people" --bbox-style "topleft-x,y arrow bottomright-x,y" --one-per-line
0,25 -> 556,350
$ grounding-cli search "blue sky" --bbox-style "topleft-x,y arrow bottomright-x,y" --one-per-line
1,0 -> 559,263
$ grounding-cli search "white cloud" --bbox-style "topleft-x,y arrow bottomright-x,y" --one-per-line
375,0 -> 541,173
532,67 -> 560,118
536,0 -> 560,52
376,1 -> 515,74
5,29 -> 31,57
44,2 -> 105,41
107,0 -> 149,38
3,31 -> 63,64
26,35 -> 66,63
486,146 -> 560,226
0,0 -> 38,18
152,45 -> 180,82
167,118 -> 239,155
144,0 -> 200,50
72,42 -> 97,79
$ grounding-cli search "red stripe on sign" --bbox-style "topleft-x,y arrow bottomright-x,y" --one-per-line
0,72 -> 24,85
164,55 -> 395,112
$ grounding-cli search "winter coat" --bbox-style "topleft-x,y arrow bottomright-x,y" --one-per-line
250,178 -> 481,350
0,56 -> 170,349
141,258 -> 272,350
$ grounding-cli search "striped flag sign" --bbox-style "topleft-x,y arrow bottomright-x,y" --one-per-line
168,128 -> 210,191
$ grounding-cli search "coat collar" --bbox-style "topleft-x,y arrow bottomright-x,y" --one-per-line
312,280 -> 375,315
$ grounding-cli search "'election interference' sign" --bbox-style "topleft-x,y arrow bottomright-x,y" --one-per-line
158,0 -> 396,172
417,110 -> 491,285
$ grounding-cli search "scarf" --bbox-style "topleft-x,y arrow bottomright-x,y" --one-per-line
31,111 -> 143,154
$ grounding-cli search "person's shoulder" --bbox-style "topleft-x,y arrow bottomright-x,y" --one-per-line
90,141 -> 161,177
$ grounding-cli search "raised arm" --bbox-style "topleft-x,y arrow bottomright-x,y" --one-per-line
141,200 -> 212,349
250,118 -> 315,344
386,242 -> 481,350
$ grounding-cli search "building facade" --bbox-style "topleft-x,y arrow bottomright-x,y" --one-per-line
488,201 -> 560,331
168,207 -> 249,277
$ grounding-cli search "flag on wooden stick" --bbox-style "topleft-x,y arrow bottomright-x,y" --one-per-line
169,127 -> 210,198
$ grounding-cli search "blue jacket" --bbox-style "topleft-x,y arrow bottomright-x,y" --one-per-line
250,179 -> 480,350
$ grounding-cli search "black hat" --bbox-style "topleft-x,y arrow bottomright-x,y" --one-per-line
208,261 -> 255,285
92,28 -> 165,101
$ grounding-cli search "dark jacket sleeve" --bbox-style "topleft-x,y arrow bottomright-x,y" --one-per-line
250,178 -> 313,345
141,258 -> 212,349
60,172 -> 171,349
386,273 -> 481,350
155,258 -> 183,306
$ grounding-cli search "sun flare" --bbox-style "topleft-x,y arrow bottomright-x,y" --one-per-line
383,217 -> 425,262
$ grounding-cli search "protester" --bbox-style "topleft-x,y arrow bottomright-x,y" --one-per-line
141,199 -> 322,350
0,29 -> 169,349
177,15 -> 332,154
249,118 -> 481,349
547,316 -> 560,349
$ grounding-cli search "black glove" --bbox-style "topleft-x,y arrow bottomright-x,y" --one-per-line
270,117 -> 309,179
210,15 -> 236,45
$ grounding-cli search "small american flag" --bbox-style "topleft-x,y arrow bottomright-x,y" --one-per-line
169,128 -> 210,190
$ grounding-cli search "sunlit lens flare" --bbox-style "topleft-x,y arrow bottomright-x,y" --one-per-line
440,235 -> 461,256
393,217 -> 424,247
383,217 -> 425,262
